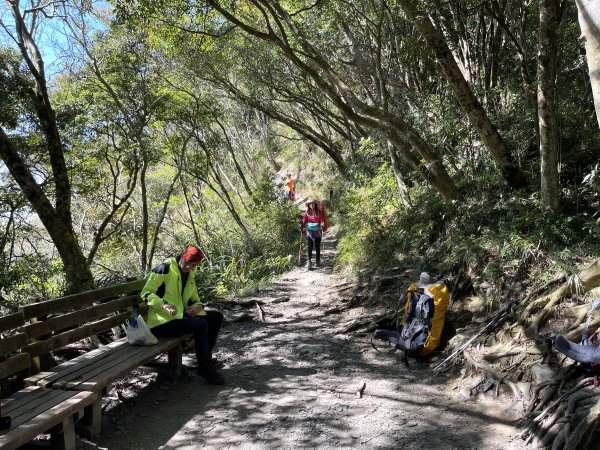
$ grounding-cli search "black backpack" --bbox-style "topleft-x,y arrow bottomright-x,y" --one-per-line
399,288 -> 435,356
373,287 -> 435,364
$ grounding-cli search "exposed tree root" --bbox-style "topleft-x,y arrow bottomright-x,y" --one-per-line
518,258 -> 600,338
519,370 -> 600,449
563,400 -> 600,450
462,350 -> 524,399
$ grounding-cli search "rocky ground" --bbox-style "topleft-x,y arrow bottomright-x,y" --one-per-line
80,235 -> 530,450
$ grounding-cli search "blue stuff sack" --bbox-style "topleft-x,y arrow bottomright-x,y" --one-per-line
307,222 -> 320,232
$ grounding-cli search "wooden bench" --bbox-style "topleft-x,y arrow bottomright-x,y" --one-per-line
12,279 -> 190,435
0,311 -> 97,450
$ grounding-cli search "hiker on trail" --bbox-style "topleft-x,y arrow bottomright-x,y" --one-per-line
301,198 -> 328,269
141,245 -> 225,385
286,173 -> 296,201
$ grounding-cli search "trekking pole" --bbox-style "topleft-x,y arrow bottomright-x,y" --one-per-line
430,299 -> 517,376
298,221 -> 303,266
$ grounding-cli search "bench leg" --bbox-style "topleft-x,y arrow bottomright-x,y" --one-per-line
101,383 -> 113,397
79,399 -> 102,435
49,415 -> 76,450
168,344 -> 183,378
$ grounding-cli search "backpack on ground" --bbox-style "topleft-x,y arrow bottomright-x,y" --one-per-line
373,273 -> 449,363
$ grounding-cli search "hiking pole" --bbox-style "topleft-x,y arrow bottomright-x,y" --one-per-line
298,220 -> 303,266
430,299 -> 517,376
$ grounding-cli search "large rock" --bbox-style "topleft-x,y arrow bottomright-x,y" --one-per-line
531,364 -> 556,384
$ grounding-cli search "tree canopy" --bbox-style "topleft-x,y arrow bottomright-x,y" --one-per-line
0,0 -> 599,319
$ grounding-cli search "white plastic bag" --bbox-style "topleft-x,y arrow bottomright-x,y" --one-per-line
126,315 -> 158,345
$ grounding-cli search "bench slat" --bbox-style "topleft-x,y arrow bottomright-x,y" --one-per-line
0,333 -> 28,355
27,339 -> 128,387
23,312 -> 130,358
27,336 -> 188,391
23,294 -> 141,339
54,338 -> 186,392
0,312 -> 25,333
0,387 -> 96,450
0,353 -> 30,379
19,279 -> 146,319
3,386 -> 74,423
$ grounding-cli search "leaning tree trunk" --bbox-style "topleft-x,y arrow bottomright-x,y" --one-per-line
575,0 -> 600,129
0,4 -> 94,294
207,0 -> 461,200
397,0 -> 528,190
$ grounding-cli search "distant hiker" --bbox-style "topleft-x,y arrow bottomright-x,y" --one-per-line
286,173 -> 296,201
302,198 -> 328,269
141,245 -> 225,385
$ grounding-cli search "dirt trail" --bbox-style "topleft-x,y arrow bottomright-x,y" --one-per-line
92,235 -> 528,450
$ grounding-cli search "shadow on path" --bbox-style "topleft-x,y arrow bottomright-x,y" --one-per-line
95,234 -> 526,450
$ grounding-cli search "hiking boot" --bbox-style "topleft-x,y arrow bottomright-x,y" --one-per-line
208,352 -> 223,368
306,259 -> 313,269
316,259 -> 321,267
197,366 -> 225,385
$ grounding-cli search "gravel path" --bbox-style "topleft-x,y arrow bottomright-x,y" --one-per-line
92,235 -> 529,449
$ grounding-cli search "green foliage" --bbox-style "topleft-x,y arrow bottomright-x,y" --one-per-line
0,253 -> 64,309
335,163 -> 402,278
0,47 -> 28,129
3,0 -> 600,316
192,191 -> 298,301
195,253 -> 293,302
335,173 -> 600,292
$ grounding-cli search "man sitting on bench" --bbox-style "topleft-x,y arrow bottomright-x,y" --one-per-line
141,245 -> 225,385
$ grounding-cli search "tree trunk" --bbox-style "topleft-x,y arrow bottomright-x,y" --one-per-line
215,118 -> 254,199
180,175 -> 202,246
0,4 -> 93,294
575,0 -> 600,129
397,0 -> 528,190
387,142 -> 412,208
139,159 -> 150,272
538,0 -> 563,214
487,1 -> 540,152
386,131 -> 461,200
148,161 -> 183,267
196,139 -> 250,236
220,80 -> 351,178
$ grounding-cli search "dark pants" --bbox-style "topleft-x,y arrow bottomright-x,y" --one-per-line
307,236 -> 322,263
152,310 -> 223,364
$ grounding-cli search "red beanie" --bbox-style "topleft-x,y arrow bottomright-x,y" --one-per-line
182,245 -> 205,263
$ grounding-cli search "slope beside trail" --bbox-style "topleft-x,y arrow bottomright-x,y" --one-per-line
92,235 -> 528,450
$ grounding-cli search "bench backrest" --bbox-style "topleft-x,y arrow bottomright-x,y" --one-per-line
0,312 -> 30,381
1,279 -> 148,385
17,279 -> 147,361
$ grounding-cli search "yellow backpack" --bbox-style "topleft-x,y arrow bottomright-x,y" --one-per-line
373,275 -> 449,361
401,281 -> 449,356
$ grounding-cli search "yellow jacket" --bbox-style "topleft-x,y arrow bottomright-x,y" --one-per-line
141,257 -> 205,328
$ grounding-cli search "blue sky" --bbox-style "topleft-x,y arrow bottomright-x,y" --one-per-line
0,2 -> 110,78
